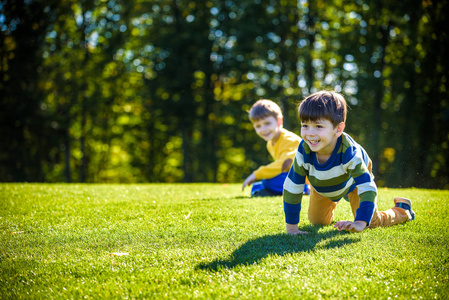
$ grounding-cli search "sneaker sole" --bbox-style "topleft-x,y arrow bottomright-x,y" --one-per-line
394,197 -> 415,220
394,197 -> 412,206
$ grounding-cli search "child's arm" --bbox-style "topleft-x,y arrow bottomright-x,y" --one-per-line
242,173 -> 257,191
334,220 -> 367,232
344,149 -> 377,231
253,142 -> 297,180
283,149 -> 307,234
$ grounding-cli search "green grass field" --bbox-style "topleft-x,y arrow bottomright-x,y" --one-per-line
1,183 -> 448,299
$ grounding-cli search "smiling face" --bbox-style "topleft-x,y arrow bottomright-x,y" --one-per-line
253,116 -> 282,143
301,119 -> 345,163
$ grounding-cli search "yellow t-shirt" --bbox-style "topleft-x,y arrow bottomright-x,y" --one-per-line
253,128 -> 301,180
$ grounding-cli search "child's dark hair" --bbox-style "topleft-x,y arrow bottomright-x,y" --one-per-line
298,91 -> 347,127
248,99 -> 283,122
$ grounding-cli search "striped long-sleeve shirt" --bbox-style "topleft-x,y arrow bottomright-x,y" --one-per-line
283,132 -> 377,226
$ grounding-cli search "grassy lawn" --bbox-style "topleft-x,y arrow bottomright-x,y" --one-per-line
0,183 -> 448,299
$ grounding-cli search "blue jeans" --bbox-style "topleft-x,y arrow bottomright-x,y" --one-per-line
251,172 -> 288,196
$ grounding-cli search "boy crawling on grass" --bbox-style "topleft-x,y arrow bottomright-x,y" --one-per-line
242,99 -> 310,197
283,91 -> 415,234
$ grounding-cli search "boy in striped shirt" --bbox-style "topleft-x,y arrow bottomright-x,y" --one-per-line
283,91 -> 415,234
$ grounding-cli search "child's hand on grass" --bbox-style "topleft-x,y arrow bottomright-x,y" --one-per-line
334,220 -> 367,233
286,223 -> 308,235
242,173 -> 257,191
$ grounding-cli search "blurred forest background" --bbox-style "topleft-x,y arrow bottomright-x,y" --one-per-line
1,0 -> 448,188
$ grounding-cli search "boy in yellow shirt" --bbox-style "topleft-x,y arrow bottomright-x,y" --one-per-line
242,99 -> 310,197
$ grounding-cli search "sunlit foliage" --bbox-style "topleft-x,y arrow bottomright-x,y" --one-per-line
1,0 -> 448,188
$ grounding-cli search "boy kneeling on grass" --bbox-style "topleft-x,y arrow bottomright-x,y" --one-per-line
283,91 -> 415,234
242,99 -> 310,197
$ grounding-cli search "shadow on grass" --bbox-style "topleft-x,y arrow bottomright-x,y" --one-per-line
197,225 -> 359,271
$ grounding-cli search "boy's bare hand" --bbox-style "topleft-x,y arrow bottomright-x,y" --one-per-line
286,223 -> 308,235
242,173 -> 257,191
334,220 -> 367,232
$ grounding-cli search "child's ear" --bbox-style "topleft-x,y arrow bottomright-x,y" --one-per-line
336,122 -> 345,137
277,117 -> 283,127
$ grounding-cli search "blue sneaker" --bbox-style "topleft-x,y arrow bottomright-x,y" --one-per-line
394,197 -> 415,220
251,181 -> 265,196
303,184 -> 311,195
